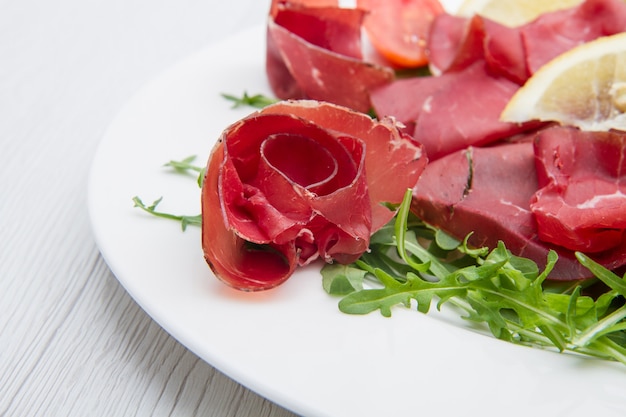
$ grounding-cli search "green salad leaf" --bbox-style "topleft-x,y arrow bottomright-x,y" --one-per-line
132,155 -> 203,230
132,196 -> 201,231
221,91 -> 278,109
323,189 -> 626,365
163,155 -> 206,187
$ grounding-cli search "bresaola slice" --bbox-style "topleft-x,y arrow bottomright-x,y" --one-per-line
267,0 -> 394,112
219,114 -> 370,253
410,142 -> 579,277
411,133 -> 626,280
411,62 -> 534,161
482,18 -> 529,84
427,13 -> 485,76
521,0 -> 626,74
531,127 -> 626,253
264,100 -> 428,231
428,0 -> 626,84
202,141 -> 298,291
202,100 -> 426,291
372,61 -> 536,161
428,13 -> 529,83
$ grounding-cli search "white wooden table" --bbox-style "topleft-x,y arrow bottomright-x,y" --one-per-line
1,0 -> 297,415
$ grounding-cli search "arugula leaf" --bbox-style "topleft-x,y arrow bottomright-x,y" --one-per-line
221,91 -> 278,109
164,155 -> 205,187
132,196 -> 201,231
576,252 -> 626,297
323,189 -> 626,365
133,156 -> 203,230
322,263 -> 367,295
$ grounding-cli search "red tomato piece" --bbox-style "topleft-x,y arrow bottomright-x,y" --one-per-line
358,0 -> 444,67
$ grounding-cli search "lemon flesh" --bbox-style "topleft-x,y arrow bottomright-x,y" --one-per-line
501,33 -> 626,132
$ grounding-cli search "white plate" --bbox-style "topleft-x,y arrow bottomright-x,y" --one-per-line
88,19 -> 626,417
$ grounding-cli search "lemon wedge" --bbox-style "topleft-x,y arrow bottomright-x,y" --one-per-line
500,32 -> 626,132
457,0 -> 583,27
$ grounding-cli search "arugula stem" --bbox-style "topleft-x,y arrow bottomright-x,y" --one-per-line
221,91 -> 278,109
132,196 -> 201,231
573,304 -> 626,347
163,155 -> 206,187
584,339 -> 626,365
394,190 -> 431,273
453,295 -> 626,362
402,239 -> 450,278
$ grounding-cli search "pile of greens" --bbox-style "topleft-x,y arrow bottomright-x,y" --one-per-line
322,190 -> 626,365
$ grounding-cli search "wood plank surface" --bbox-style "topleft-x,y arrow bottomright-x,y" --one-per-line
0,1 -> 298,415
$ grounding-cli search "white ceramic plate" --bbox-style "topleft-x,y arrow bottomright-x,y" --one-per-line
88,17 -> 626,417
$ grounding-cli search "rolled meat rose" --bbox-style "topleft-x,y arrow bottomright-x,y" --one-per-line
202,100 -> 426,291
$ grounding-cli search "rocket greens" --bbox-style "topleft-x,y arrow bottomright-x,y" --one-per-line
132,156 -> 204,231
322,189 -> 626,365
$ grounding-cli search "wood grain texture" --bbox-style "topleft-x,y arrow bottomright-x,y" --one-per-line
0,0 -> 298,415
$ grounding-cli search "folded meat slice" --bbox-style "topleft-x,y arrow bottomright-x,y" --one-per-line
269,0 -> 339,17
412,142 -> 545,270
482,18 -> 529,84
427,13 -> 485,76
369,73 -> 450,131
428,13 -> 528,84
202,141 -> 298,291
411,140 -> 626,280
414,62 -> 535,161
266,2 -> 394,112
521,0 -> 626,74
262,100 -> 427,232
428,0 -> 626,84
202,100 -> 426,291
372,61 -> 539,161
531,126 -> 626,253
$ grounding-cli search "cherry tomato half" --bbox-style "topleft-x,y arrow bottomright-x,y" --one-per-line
358,0 -> 445,68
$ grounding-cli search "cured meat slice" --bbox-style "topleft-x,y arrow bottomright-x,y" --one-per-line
427,13 -> 485,76
262,100 -> 427,231
202,141 -> 298,291
273,5 -> 364,59
522,0 -> 626,74
482,18 -> 528,84
412,62 -> 535,160
202,100 -> 426,290
411,140 -> 626,280
411,142 -> 548,271
220,115 -> 369,247
428,13 -> 528,84
373,60 -> 539,161
370,74 -> 450,129
266,2 -> 394,112
269,0 -> 338,17
531,126 -> 626,253
428,0 -> 626,83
